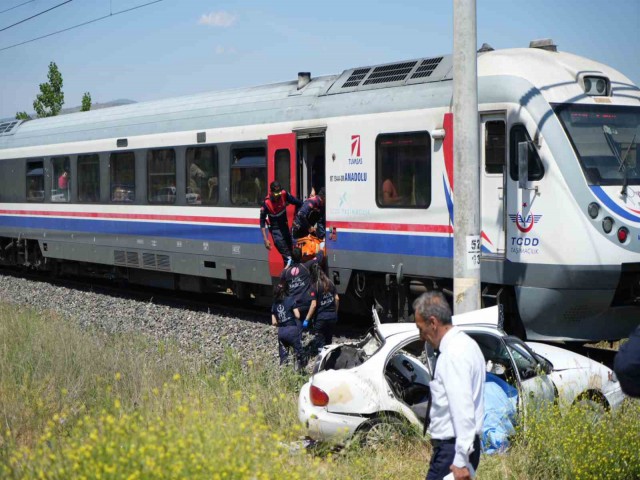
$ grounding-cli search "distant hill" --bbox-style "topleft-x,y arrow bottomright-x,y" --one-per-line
2,99 -> 137,122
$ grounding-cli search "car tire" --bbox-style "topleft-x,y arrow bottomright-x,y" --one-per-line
357,415 -> 408,448
573,391 -> 609,423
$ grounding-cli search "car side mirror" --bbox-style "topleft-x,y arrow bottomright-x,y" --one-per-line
518,141 -> 529,189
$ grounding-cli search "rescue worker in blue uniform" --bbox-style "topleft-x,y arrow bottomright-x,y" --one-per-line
271,282 -> 303,370
292,187 -> 326,240
260,181 -> 302,263
306,263 -> 340,352
280,246 -> 324,324
614,324 -> 640,398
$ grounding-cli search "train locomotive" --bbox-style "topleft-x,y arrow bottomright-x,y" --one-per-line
0,40 -> 638,341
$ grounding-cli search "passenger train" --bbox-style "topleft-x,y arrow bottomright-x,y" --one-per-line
0,40 -> 638,341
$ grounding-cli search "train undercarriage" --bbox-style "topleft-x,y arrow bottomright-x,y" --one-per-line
2,234 -> 636,342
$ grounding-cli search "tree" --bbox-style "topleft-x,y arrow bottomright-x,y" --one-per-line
33,62 -> 64,118
16,111 -> 31,120
81,92 -> 91,112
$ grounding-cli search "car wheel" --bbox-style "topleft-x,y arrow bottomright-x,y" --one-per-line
357,415 -> 407,448
573,391 -> 609,423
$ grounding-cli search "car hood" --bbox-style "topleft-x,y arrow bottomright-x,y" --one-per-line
526,342 -> 609,373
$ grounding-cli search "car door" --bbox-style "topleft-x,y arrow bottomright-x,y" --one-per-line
503,337 -> 556,410
385,338 -> 432,390
381,337 -> 432,427
466,331 -> 555,415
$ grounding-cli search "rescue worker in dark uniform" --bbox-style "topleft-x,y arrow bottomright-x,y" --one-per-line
280,246 -> 324,324
271,282 -> 303,370
614,324 -> 640,398
260,181 -> 302,263
292,187 -> 326,240
306,263 -> 340,352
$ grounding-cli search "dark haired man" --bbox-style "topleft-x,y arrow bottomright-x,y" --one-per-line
260,181 -> 302,263
292,187 -> 326,240
413,291 -> 485,480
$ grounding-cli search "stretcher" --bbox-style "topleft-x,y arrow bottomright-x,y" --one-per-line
295,235 -> 325,262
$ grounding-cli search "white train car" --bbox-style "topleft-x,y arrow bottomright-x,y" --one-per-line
0,41 -> 638,341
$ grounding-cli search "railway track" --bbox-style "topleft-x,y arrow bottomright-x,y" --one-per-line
0,265 -> 370,340
0,266 -> 621,369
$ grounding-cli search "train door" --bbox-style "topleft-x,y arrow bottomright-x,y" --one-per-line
296,134 -> 326,198
267,133 -> 297,277
480,114 -> 507,258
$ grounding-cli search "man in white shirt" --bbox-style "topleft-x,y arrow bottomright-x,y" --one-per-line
413,291 -> 485,480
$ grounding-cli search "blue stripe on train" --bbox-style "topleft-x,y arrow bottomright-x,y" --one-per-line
332,231 -> 453,258
0,215 -> 454,257
590,186 -> 640,223
0,215 -> 262,244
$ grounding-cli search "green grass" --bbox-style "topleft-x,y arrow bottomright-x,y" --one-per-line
1,303 -> 639,479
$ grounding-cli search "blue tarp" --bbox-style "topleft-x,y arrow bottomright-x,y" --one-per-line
482,373 -> 518,454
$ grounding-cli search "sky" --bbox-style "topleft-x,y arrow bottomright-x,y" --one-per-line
0,0 -> 638,120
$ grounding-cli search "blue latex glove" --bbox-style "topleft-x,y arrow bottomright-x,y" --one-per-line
302,319 -> 309,329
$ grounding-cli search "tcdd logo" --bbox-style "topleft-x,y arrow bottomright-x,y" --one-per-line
351,135 -> 361,157
508,212 -> 542,233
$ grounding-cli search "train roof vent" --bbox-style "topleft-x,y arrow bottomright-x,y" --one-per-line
410,57 -> 444,79
326,55 -> 451,95
0,119 -> 23,136
363,61 -> 418,85
342,68 -> 370,88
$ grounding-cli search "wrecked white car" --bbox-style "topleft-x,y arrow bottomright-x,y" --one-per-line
298,306 -> 624,444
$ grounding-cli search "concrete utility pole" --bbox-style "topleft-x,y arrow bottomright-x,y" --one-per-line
452,0 -> 481,314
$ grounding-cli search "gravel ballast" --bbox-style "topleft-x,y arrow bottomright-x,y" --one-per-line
0,273 -> 360,367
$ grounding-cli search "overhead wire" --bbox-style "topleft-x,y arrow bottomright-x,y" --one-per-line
0,0 -> 35,16
0,0 -> 165,52
0,0 -> 73,33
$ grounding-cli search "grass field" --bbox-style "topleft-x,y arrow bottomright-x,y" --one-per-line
1,303 -> 639,479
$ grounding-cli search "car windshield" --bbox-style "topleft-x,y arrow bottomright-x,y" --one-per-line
553,104 -> 640,186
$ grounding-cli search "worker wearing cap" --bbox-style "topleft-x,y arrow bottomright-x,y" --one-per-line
260,181 -> 302,264
292,187 -> 326,240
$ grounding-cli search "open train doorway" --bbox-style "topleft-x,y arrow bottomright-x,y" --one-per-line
296,131 -> 325,199
266,130 -> 325,278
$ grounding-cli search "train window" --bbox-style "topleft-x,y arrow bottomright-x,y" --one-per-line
51,156 -> 70,203
376,132 -> 431,208
274,149 -> 291,192
553,103 -> 639,186
230,147 -> 267,206
186,146 -> 218,205
26,160 -> 44,202
509,125 -> 544,181
78,154 -> 100,203
110,152 -> 135,203
485,121 -> 506,174
147,149 -> 176,204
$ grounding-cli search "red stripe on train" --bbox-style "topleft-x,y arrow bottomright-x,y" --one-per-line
1,210 -> 452,233
330,221 -> 453,233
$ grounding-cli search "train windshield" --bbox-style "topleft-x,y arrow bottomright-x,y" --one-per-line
553,104 -> 640,186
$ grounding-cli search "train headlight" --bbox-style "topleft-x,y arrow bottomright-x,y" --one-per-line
588,202 -> 600,219
583,75 -> 610,96
602,217 -> 614,234
617,227 -> 629,243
